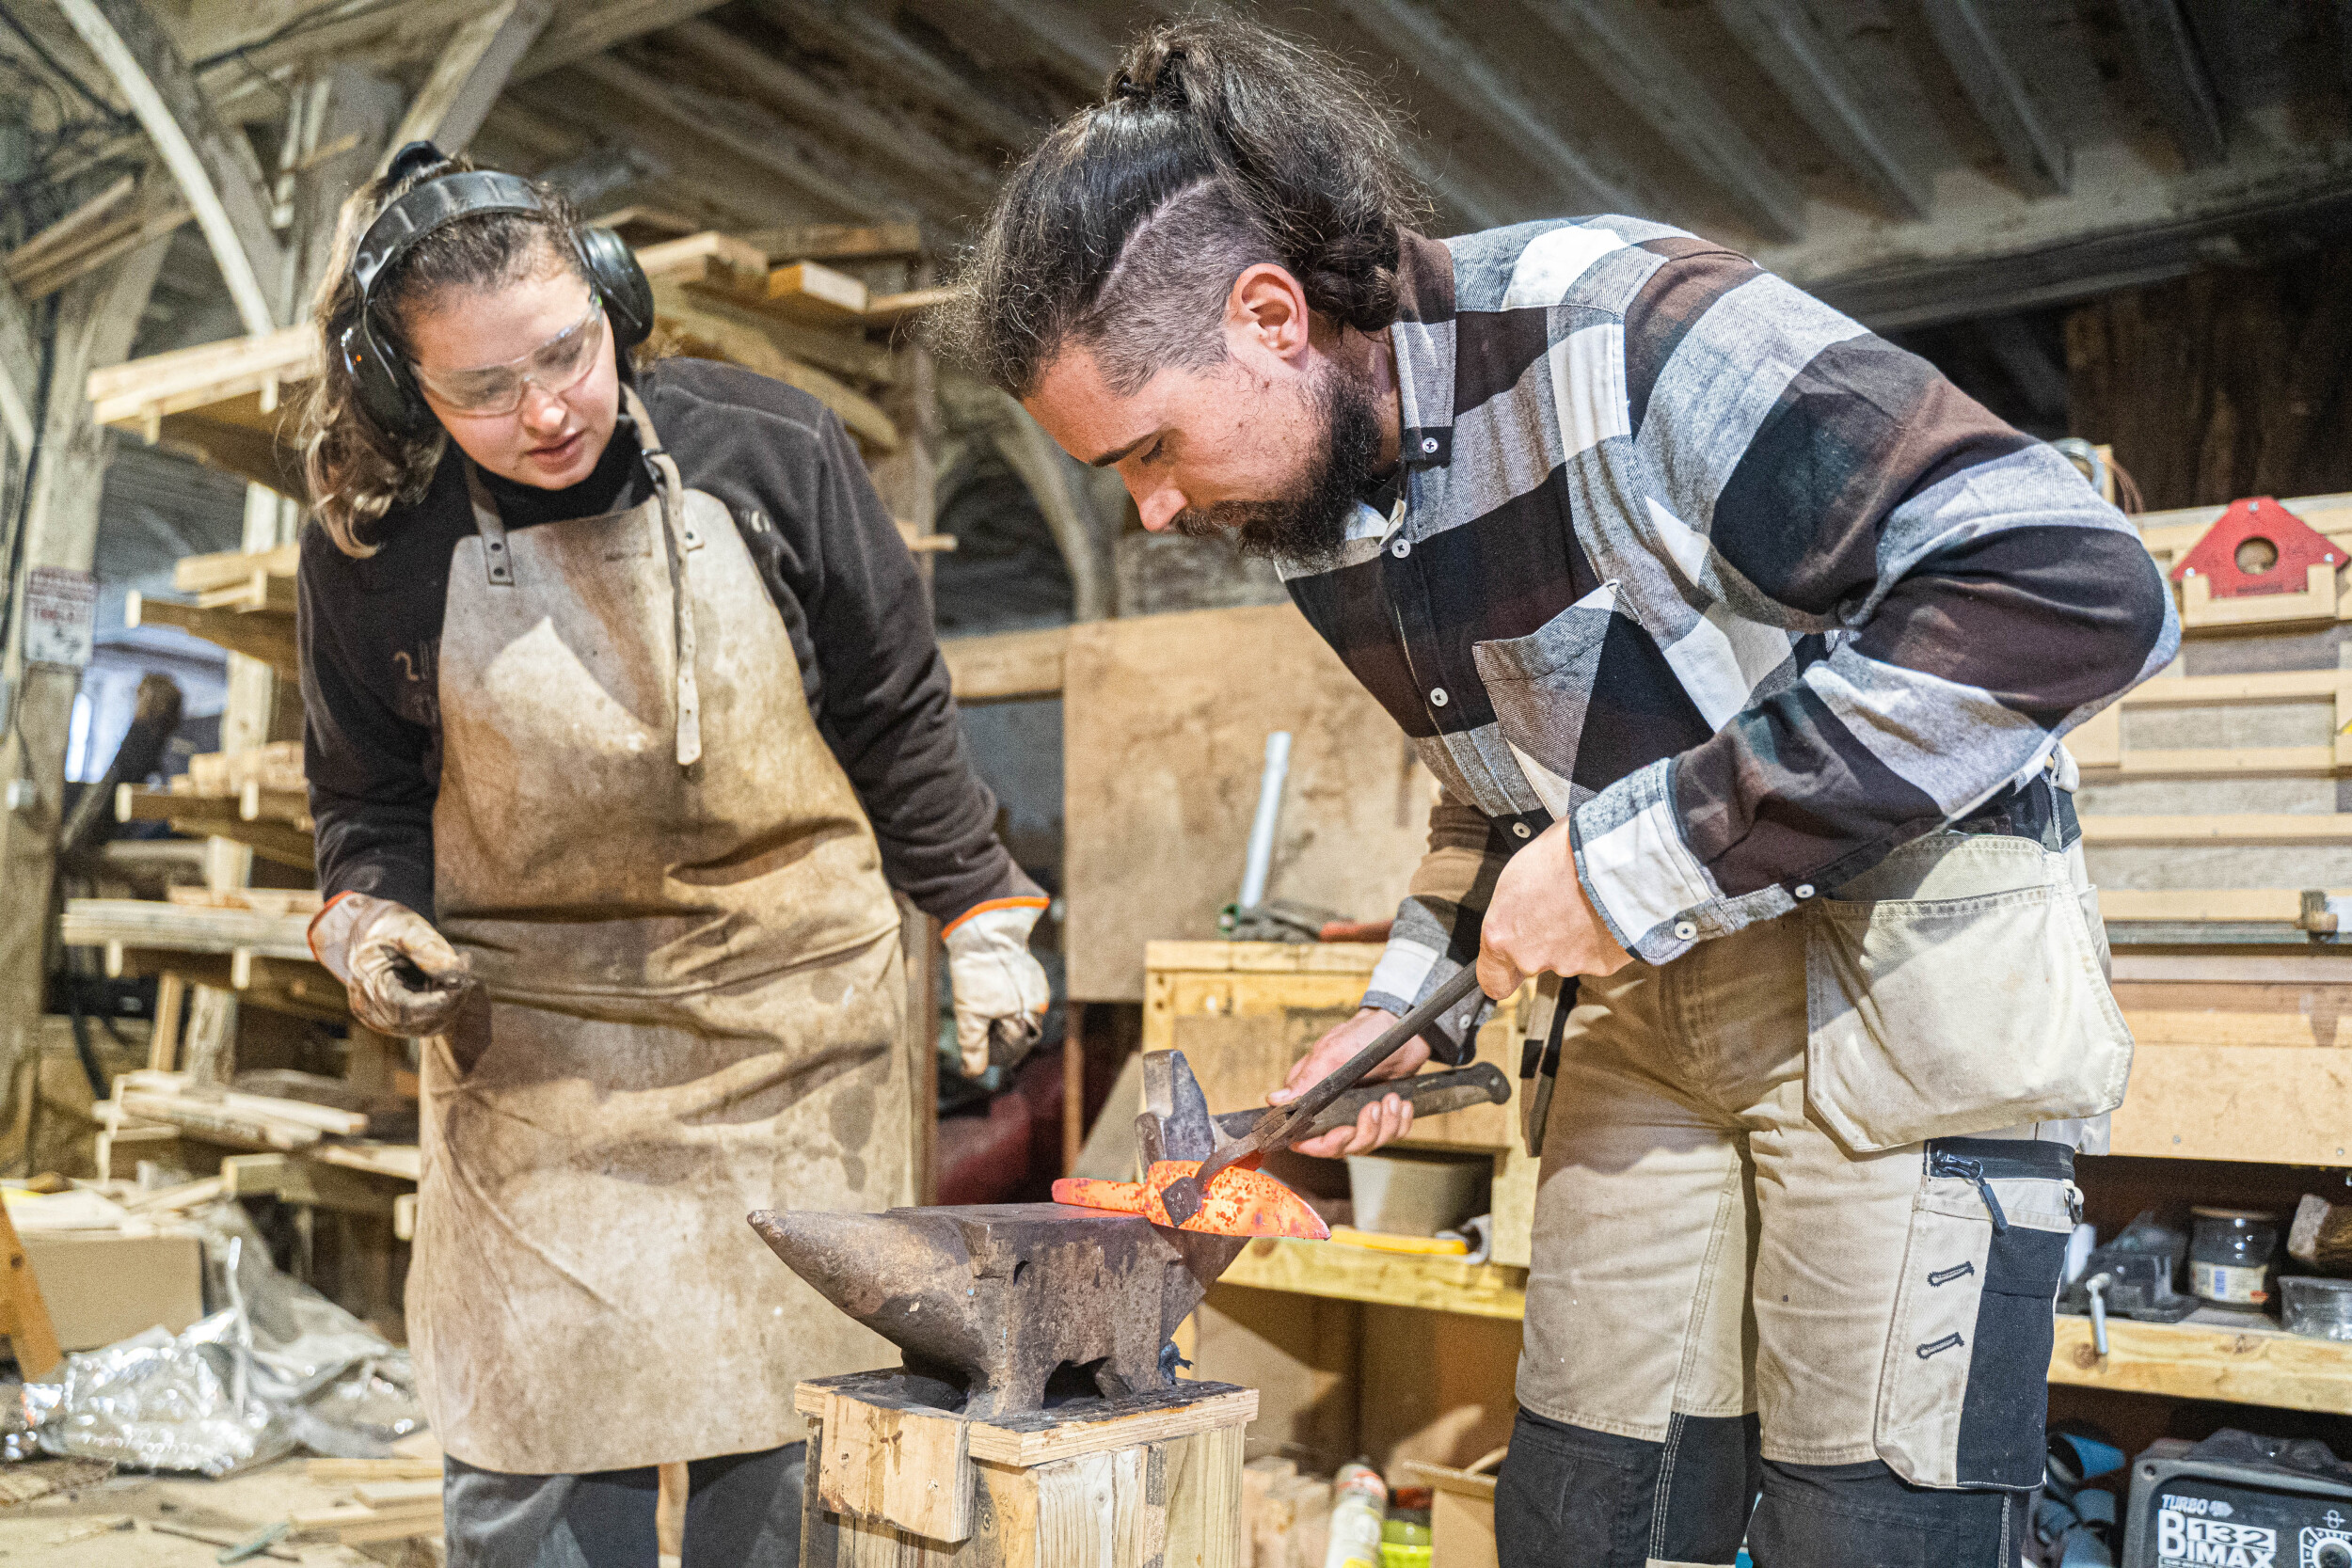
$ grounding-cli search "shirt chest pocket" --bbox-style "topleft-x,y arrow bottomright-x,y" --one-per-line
1469,580 -> 1683,820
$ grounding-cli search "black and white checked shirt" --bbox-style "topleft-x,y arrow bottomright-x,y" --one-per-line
1282,219 -> 2178,1053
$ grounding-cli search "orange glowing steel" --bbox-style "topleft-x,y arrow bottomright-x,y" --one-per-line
1052,1160 -> 1329,1241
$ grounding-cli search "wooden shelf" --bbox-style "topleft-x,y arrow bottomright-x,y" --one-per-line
1215,1238 -> 1529,1321
2050,1311 -> 2352,1414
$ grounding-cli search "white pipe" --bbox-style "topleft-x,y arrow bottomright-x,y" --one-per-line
1237,731 -> 1292,910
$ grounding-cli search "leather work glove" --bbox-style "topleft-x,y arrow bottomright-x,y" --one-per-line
943,896 -> 1052,1077
309,892 -> 474,1037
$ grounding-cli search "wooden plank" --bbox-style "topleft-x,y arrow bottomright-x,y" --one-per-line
1147,941 -> 1391,975
753,260 -> 870,325
965,1389 -> 1259,1469
1064,607 -> 1438,1002
2099,888 -> 2333,922
127,1071 -> 368,1132
60,898 -> 315,960
816,1390 -> 973,1542
742,221 -> 925,263
942,626 -> 1067,704
1216,1239 -> 1530,1321
2092,746 -> 2343,779
171,541 -> 299,594
380,0 -> 552,162
2107,1043 -> 2352,1164
635,230 -> 771,290
56,0 -> 286,331
647,285 -> 900,451
124,590 -> 299,673
2049,1313 -> 2352,1413
222,1152 -> 399,1214
2110,954 -> 2352,984
310,1141 -> 421,1181
0,1198 -> 63,1379
864,287 -> 958,325
2081,815 -> 2352,846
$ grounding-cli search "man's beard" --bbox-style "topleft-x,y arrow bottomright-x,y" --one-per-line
1167,361 -> 1389,570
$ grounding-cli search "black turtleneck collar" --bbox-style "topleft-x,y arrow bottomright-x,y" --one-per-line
476,412 -> 654,528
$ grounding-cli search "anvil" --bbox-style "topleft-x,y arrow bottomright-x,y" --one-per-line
749,1051 -> 1248,1418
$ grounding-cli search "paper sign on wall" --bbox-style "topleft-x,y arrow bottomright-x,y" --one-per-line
24,567 -> 96,668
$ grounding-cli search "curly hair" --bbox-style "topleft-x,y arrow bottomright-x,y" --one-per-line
929,9 -> 1426,399
294,151 -> 596,558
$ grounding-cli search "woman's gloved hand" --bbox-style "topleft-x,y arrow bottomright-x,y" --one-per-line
308,892 -> 474,1037
943,896 -> 1052,1077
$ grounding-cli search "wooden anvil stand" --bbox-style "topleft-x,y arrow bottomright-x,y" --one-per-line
798,1369 -> 1258,1567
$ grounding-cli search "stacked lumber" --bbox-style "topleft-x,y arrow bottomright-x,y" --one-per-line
290,1481 -> 444,1544
107,1070 -> 367,1152
294,1442 -> 445,1544
123,543 -> 300,675
115,738 -> 311,869
62,895 -> 344,1025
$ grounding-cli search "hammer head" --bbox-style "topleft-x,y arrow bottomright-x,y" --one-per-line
750,1202 -> 1245,1418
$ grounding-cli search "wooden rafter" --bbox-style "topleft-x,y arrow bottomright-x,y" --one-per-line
661,20 -> 999,219
0,270 -> 35,458
55,0 -> 288,332
1333,0 -> 1661,221
1528,0 -> 1804,241
2116,0 -> 2226,170
1920,0 -> 2070,197
382,0 -> 555,164
1708,0 -> 1932,221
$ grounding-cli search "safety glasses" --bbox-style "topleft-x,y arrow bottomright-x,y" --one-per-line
410,291 -> 607,417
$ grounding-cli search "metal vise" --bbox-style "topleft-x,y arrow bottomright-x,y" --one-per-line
749,1051 -> 1244,1418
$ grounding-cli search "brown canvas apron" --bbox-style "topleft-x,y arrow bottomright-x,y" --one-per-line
408,393 -> 910,1474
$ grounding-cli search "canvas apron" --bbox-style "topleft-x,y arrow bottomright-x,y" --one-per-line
408,393 -> 910,1474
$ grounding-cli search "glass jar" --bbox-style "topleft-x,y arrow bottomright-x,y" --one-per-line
2188,1207 -> 2280,1307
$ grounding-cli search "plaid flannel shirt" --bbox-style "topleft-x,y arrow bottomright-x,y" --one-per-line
1282,219 -> 2179,1059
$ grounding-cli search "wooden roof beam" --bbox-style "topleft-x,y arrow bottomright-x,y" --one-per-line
2117,0 -> 2227,170
660,21 -> 999,220
1529,0 -> 1804,241
0,269 -> 33,458
1920,0 -> 2070,197
1708,0 -> 1932,220
516,0 -> 733,79
56,0 -> 288,331
1334,0 -> 1661,220
750,0 -> 1045,156
382,0 -> 554,165
559,55 -> 914,225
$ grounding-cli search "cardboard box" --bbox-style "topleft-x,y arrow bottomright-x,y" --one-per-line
1402,1458 -> 1499,1568
23,1229 -> 205,1350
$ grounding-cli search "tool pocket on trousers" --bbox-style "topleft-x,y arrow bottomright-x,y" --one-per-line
1804,832 -> 2133,1154
1876,1137 -> 2076,1490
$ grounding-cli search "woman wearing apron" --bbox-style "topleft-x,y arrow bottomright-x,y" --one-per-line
292,145 -> 1051,1567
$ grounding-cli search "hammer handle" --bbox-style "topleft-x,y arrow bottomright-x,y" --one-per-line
1212,1063 -> 1511,1142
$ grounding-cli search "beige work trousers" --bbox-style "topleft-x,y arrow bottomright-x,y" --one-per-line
1518,839 -> 2101,1484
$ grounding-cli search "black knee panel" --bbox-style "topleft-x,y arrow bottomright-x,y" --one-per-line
1748,1458 -> 2026,1568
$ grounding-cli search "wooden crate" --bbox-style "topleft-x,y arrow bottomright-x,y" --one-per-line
798,1370 -> 1254,1566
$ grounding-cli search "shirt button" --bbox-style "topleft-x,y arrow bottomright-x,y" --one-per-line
1391,539 -> 1411,559
1429,688 -> 1448,707
1674,920 -> 1698,941
1511,822 -> 1532,839
1794,883 -> 1816,899
1421,436 -> 1438,454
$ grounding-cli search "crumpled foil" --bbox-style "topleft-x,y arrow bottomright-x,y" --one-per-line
20,1199 -> 424,1475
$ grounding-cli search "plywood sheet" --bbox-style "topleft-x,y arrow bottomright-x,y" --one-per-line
1064,606 -> 1434,1001
2107,1042 -> 2352,1163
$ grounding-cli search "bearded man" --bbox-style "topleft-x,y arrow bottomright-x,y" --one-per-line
937,15 -> 2176,1567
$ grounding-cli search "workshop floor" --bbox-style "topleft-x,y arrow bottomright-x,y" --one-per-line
0,1456 -> 438,1567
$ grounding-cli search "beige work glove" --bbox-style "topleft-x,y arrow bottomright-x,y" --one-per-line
309,892 -> 474,1037
943,897 -> 1051,1077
